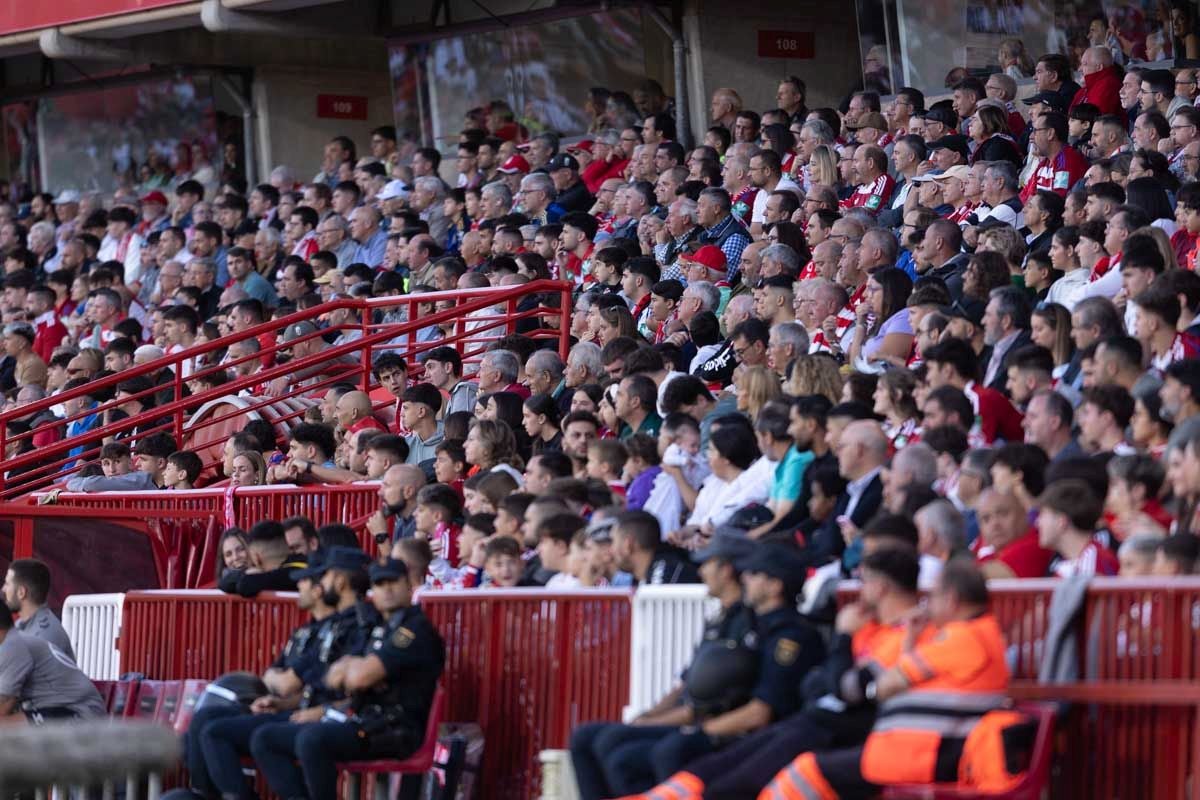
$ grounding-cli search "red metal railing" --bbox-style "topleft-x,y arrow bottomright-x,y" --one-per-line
120,589 -> 632,800
0,280 -> 572,498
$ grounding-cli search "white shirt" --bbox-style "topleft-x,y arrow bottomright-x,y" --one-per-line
687,464 -> 771,528
844,466 -> 882,522
752,176 -> 802,224
1044,268 -> 1091,311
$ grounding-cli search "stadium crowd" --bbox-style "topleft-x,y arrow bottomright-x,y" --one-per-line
6,28 -> 1200,799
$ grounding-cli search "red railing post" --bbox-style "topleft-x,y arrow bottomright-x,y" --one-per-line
359,300 -> 372,390
506,296 -> 517,336
559,284 -> 571,360
173,357 -> 185,447
0,419 -> 7,493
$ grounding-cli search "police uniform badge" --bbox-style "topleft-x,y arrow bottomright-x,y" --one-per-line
392,627 -> 416,648
775,638 -> 800,666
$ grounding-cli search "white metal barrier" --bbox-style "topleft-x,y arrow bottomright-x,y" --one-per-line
624,584 -> 717,721
61,593 -> 125,680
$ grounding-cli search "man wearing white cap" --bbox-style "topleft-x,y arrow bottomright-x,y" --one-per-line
43,190 -> 81,273
932,165 -> 976,225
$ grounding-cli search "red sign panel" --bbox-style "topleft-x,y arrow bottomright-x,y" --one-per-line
757,30 -> 816,60
0,0 -> 193,34
316,94 -> 369,121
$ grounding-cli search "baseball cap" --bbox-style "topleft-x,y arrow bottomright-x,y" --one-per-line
279,320 -> 318,344
735,543 -> 810,593
140,190 -> 168,207
313,269 -> 341,286
497,155 -> 531,175
691,529 -> 758,563
378,179 -> 410,202
567,140 -> 594,154
928,134 -> 970,161
52,189 -> 81,205
586,516 -> 616,543
848,112 -> 888,131
932,165 -> 972,182
289,550 -> 323,581
1022,91 -> 1067,111
369,557 -> 409,583
910,171 -> 944,183
924,106 -> 959,127
546,153 -> 580,172
682,244 -> 727,273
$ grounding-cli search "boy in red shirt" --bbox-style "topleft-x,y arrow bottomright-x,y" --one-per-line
1037,479 -> 1119,577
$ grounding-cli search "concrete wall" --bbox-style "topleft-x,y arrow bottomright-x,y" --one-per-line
252,66 -> 394,183
683,0 -> 862,135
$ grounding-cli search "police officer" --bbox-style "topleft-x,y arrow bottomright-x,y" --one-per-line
179,549 -> 332,798
572,537 -> 823,800
0,603 -> 104,722
250,557 -> 444,799
200,547 -> 378,799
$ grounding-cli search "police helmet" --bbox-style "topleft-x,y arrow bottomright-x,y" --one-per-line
194,671 -> 268,713
683,640 -> 759,719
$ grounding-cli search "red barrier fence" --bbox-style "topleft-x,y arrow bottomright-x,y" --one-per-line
120,589 -> 632,799
116,579 -> 1200,800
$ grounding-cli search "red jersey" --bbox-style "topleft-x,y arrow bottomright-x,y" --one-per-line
1020,145 -> 1088,202
798,260 -> 820,281
1151,332 -> 1200,372
964,381 -> 1024,445
1053,540 -> 1120,578
840,174 -> 895,216
976,527 -> 1054,578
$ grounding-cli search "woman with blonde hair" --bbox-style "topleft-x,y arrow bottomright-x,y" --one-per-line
1030,303 -> 1074,380
998,38 -> 1034,78
597,305 -> 637,345
808,145 -> 839,190
228,450 -> 266,487
735,366 -> 782,420
784,354 -> 843,404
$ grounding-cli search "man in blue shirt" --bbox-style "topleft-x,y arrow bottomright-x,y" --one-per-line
349,206 -> 387,268
226,246 -> 277,306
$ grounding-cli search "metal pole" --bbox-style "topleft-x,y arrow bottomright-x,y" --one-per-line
643,6 -> 691,149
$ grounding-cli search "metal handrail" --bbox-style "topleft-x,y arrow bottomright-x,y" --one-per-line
0,279 -> 571,495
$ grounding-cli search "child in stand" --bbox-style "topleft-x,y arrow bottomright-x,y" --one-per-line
434,440 -> 468,500
100,442 -> 132,477
658,413 -> 709,514
483,536 -> 534,587
413,483 -> 463,573
586,439 -> 629,502
432,512 -> 494,589
495,493 -> 535,544
162,450 -> 203,489
537,513 -> 587,588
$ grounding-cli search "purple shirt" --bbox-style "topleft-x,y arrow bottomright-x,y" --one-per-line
863,309 -> 913,360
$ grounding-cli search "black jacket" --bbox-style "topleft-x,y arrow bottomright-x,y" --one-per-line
985,329 -> 1033,396
807,474 -> 884,567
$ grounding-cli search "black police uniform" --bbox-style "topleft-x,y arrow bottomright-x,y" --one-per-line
670,622 -> 896,799
644,547 -> 701,585
183,617 -> 321,796
252,566 -> 444,799
201,547 -> 380,799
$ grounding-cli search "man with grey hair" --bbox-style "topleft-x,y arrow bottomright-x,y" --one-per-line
349,205 -> 386,267
479,348 -> 523,395
857,227 -> 898,273
760,243 -> 801,279
519,173 -> 561,226
525,350 -> 569,412
566,341 -> 605,389
479,182 -> 513,223
814,419 -> 887,566
316,213 -> 357,267
269,164 -> 295,191
680,281 -> 721,323
914,498 -> 966,587
768,322 -> 808,378
697,187 -> 751,283
411,176 -> 450,242
655,197 -> 702,278
882,441 -> 938,514
796,119 -> 836,192
526,132 -> 559,171
982,286 -> 1033,394
976,161 -> 1024,228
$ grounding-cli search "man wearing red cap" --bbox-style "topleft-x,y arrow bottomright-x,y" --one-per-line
497,154 -> 531,199
136,191 -> 171,237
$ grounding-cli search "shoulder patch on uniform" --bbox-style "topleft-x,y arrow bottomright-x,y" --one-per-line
866,194 -> 881,210
392,627 -> 415,648
775,638 -> 800,666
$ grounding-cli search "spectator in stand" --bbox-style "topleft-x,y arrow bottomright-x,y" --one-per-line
1037,479 -> 1120,576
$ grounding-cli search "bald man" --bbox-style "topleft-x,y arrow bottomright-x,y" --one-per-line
334,390 -> 385,435
812,420 -> 888,570
976,488 -> 1053,579
366,463 -> 427,545
1072,46 -> 1123,117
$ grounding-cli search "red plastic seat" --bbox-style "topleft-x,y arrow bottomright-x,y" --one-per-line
131,680 -> 165,719
91,680 -> 116,713
173,680 -> 211,735
880,702 -> 1057,800
110,679 -> 140,718
155,680 -> 184,724
338,686 -> 447,796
